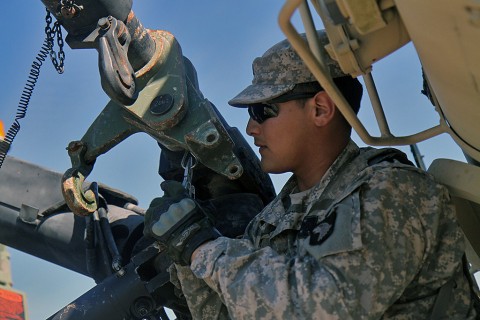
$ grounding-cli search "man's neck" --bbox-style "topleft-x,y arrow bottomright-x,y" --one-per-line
295,139 -> 349,191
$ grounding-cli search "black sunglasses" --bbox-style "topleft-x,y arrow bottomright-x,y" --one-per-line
247,84 -> 323,124
247,103 -> 279,124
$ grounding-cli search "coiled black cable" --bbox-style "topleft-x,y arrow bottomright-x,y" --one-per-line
0,37 -> 52,169
0,7 -> 67,170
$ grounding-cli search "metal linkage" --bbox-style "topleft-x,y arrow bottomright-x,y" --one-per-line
278,0 -> 447,146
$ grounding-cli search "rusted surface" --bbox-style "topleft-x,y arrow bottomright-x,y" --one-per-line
61,168 -> 97,217
125,11 -> 156,71
127,10 -> 135,23
132,15 -> 149,43
51,302 -> 86,319
128,11 -> 147,40
134,30 -> 169,78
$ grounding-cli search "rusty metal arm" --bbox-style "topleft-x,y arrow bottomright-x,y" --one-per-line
60,29 -> 250,216
42,5 -> 267,216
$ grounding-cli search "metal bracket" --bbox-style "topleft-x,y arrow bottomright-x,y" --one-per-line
97,16 -> 137,106
19,204 -> 39,224
279,0 -> 446,146
62,30 -> 244,214
335,0 -> 387,35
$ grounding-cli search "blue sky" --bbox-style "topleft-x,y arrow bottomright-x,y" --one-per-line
0,1 -> 466,318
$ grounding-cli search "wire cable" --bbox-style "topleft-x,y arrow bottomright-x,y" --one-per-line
0,36 -> 52,169
0,9 -> 64,169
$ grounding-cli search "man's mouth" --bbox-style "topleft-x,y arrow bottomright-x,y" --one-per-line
255,142 -> 267,152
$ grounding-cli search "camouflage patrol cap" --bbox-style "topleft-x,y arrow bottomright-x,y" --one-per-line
228,30 -> 345,107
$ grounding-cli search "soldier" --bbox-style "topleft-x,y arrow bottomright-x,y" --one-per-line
144,30 -> 476,319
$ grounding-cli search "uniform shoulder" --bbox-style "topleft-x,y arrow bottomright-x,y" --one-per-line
347,147 -> 446,193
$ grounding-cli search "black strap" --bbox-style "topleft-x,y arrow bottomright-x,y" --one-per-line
430,278 -> 456,320
462,255 -> 480,318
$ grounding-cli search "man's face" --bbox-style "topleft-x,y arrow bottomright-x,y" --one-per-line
246,99 -> 316,174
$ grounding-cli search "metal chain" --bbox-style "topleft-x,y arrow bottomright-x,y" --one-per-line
45,8 -> 65,74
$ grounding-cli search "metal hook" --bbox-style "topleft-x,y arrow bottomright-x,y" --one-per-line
181,151 -> 197,198
181,150 -> 198,170
61,168 -> 98,216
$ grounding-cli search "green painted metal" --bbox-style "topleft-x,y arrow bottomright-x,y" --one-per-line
63,30 -> 243,215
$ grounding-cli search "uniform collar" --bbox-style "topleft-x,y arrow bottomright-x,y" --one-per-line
278,139 -> 360,201
254,140 -> 359,227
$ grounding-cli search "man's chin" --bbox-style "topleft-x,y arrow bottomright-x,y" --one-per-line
260,161 -> 287,174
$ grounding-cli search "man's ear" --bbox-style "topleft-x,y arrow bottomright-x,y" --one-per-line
311,91 -> 336,127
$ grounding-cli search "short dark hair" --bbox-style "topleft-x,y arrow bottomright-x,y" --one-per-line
332,76 -> 363,114
267,76 -> 363,114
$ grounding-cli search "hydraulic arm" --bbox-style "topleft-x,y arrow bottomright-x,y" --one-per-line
39,0 -> 275,217
0,1 -> 276,319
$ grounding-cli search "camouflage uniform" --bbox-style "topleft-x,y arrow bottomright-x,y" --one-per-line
174,141 -> 475,319
169,30 -> 475,319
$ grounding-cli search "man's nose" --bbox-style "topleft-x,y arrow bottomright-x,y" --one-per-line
246,117 -> 260,136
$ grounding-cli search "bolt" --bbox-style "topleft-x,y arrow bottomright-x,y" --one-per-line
138,307 -> 148,316
132,298 -> 153,318
66,141 -> 84,153
98,17 -> 112,30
